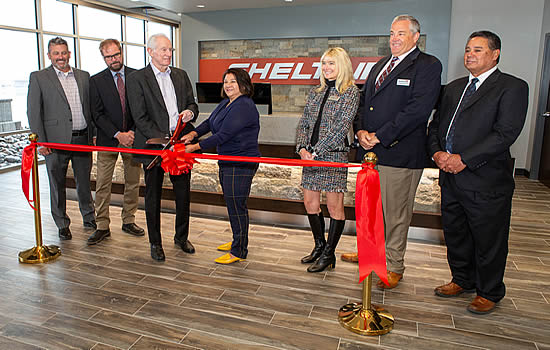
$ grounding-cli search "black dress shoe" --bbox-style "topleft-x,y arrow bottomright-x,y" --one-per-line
150,244 -> 165,261
87,229 -> 111,245
174,237 -> 195,254
122,223 -> 145,236
58,227 -> 72,240
83,220 -> 97,229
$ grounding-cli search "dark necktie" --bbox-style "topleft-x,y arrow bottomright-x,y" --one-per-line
116,73 -> 127,131
446,77 -> 479,153
375,56 -> 399,91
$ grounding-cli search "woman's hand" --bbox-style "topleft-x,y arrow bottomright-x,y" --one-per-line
181,131 -> 198,144
299,148 -> 314,160
185,143 -> 201,153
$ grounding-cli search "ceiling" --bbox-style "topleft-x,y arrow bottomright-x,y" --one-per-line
94,0 -> 384,21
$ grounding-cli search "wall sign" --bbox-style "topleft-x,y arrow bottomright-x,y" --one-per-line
199,57 -> 383,85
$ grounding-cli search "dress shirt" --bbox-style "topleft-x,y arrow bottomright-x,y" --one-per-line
445,65 -> 498,143
150,63 -> 179,132
53,66 -> 87,131
110,67 -> 125,85
375,45 -> 417,82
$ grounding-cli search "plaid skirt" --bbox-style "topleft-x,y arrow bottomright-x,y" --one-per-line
301,165 -> 348,192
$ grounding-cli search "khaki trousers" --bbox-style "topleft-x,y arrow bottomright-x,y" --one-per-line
378,165 -> 423,274
94,147 -> 141,230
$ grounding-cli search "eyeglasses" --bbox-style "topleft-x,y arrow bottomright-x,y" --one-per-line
103,52 -> 121,60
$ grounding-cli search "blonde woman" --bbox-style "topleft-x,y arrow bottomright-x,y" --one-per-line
295,47 -> 360,272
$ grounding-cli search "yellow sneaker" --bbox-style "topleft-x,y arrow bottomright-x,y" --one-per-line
214,253 -> 244,264
217,242 -> 232,251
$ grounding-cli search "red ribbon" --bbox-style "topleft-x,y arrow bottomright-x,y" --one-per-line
355,162 -> 388,285
21,144 -> 36,210
20,141 -> 388,285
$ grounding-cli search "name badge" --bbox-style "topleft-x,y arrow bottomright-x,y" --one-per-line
328,95 -> 340,102
397,79 -> 411,86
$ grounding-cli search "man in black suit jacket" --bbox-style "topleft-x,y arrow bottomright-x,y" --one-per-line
427,31 -> 528,314
346,15 -> 442,289
127,34 -> 199,261
87,39 -> 145,246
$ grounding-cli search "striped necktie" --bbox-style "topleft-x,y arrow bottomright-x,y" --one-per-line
375,56 -> 399,91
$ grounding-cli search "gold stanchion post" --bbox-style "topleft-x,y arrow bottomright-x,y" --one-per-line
18,134 -> 61,263
337,152 -> 394,335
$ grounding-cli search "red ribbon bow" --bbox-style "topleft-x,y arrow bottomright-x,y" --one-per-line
160,143 -> 199,175
355,162 -> 389,285
21,144 -> 37,210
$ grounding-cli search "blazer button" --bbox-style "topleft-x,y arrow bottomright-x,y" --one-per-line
369,107 -> 374,111
69,119 -> 72,121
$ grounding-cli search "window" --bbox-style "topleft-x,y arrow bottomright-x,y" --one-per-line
0,0 -> 178,132
79,7 -> 121,40
0,30 -> 39,129
126,17 -> 145,44
126,45 -> 146,69
0,0 -> 36,29
41,0 -> 74,34
148,22 -> 172,40
80,39 -> 106,76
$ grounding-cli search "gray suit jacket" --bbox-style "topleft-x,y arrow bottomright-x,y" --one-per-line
127,64 -> 198,164
27,65 -> 92,145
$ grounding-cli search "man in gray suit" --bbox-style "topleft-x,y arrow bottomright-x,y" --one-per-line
127,34 -> 198,261
27,37 -> 96,240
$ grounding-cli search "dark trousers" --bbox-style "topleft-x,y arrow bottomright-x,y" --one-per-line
441,175 -> 512,302
219,164 -> 258,259
143,164 -> 191,245
44,133 -> 94,229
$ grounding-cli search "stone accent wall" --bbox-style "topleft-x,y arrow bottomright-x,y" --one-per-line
200,36 -> 427,112
83,155 -> 441,214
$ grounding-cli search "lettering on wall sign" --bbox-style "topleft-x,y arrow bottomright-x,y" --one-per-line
199,57 -> 382,85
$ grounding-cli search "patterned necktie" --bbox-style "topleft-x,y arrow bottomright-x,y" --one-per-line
445,77 -> 479,153
116,73 -> 127,131
375,56 -> 399,91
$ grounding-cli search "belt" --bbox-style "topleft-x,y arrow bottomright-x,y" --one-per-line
72,129 -> 88,136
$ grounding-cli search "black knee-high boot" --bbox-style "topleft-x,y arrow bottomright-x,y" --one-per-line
301,212 -> 326,263
307,218 -> 345,272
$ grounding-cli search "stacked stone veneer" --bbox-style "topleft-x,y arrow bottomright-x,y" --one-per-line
200,36 -> 426,113
82,155 -> 441,214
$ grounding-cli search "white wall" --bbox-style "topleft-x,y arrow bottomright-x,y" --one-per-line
447,0 -> 545,170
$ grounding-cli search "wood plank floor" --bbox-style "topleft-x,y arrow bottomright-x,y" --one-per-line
0,166 -> 549,350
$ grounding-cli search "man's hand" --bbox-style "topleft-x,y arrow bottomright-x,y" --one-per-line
356,130 -> 380,150
180,110 -> 194,123
116,131 -> 135,147
444,154 -> 466,174
433,151 -> 450,170
299,148 -> 314,160
38,146 -> 51,156
181,131 -> 198,144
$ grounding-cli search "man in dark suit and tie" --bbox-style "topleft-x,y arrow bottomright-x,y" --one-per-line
127,33 -> 198,261
87,38 -> 145,245
344,15 -> 442,289
428,31 -> 528,314
27,37 -> 96,240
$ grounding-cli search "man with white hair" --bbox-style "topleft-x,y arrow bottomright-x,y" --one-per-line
127,34 -> 199,261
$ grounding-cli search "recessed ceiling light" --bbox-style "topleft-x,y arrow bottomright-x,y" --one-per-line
196,4 -> 205,8
284,0 -> 293,2
177,13 -> 182,16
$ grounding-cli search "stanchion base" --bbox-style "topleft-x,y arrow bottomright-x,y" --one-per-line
19,245 -> 61,264
338,303 -> 394,336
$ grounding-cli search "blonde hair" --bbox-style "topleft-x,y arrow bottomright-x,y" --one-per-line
316,47 -> 355,94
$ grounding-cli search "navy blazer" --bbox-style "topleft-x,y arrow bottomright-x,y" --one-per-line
127,64 -> 199,164
195,95 -> 260,165
90,66 -> 135,147
427,69 -> 528,192
354,48 -> 442,168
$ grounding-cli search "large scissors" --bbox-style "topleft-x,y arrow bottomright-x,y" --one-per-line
145,113 -> 187,170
